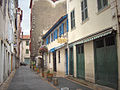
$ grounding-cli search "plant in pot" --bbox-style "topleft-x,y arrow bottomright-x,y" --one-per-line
47,70 -> 53,82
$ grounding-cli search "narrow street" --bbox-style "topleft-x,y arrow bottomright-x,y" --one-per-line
7,66 -> 92,90
7,66 -> 56,90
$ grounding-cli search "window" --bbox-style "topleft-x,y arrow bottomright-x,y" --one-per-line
105,35 -> 115,46
46,38 -> 48,45
58,51 -> 60,63
97,0 -> 108,11
26,49 -> 29,54
51,33 -> 53,42
0,0 -> 3,6
26,41 -> 29,46
48,36 -> 50,44
59,26 -> 62,37
49,53 -> 51,63
71,10 -> 75,29
66,19 -> 69,32
81,0 -> 88,21
96,39 -> 104,48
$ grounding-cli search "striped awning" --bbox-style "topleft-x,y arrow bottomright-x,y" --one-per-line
69,28 -> 115,47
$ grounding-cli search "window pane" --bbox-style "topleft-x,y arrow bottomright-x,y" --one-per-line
85,8 -> 88,19
81,1 -> 83,10
81,45 -> 84,53
103,0 -> 108,7
82,11 -> 84,21
97,0 -> 102,10
84,0 -> 87,8
96,39 -> 104,48
105,36 -> 115,46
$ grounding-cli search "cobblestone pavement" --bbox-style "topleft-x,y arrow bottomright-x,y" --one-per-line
7,66 -> 56,90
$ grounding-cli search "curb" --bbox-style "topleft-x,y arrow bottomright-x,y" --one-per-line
0,69 -> 16,90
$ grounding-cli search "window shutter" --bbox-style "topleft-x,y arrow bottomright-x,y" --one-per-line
51,33 -> 52,42
62,23 -> 64,34
56,29 -> 58,39
46,38 -> 48,45
67,19 -> 69,32
59,26 -> 61,37
54,31 -> 55,40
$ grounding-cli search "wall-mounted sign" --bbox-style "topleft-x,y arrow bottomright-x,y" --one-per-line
57,37 -> 67,44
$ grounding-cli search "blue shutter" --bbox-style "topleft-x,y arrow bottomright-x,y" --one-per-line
55,29 -> 58,39
51,33 -> 52,42
67,19 -> 69,32
46,38 -> 48,45
56,29 -> 58,39
61,24 -> 63,35
54,31 -> 55,40
59,26 -> 61,37
62,23 -> 64,34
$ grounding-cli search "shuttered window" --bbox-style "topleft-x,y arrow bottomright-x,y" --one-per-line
81,0 -> 88,21
51,33 -> 53,42
59,26 -> 62,37
66,19 -> 69,32
97,0 -> 108,11
61,23 -> 64,35
71,10 -> 75,29
0,0 -> 3,6
55,29 -> 58,39
54,31 -> 56,41
46,38 -> 48,45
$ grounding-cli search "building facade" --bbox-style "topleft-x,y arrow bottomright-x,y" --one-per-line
67,0 -> 120,89
20,35 -> 30,65
42,15 -> 68,76
29,0 -> 67,62
0,0 -> 18,84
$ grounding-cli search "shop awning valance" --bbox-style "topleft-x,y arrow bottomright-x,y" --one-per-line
69,27 -> 116,47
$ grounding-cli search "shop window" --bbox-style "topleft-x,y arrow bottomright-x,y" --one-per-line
96,39 -> 104,48
105,35 -> 115,46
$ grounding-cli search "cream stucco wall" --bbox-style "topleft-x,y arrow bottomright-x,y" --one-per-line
20,39 -> 30,63
84,41 -> 95,83
67,0 -> 120,89
67,0 -> 118,44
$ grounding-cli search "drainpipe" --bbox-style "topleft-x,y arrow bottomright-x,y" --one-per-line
115,0 -> 120,36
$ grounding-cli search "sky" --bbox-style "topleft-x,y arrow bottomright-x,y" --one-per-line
18,0 -> 31,35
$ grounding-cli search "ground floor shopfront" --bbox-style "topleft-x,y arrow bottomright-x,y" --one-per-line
0,39 -> 16,84
46,44 -> 68,77
68,28 -> 120,89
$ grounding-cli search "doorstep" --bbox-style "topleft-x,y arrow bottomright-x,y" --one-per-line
66,76 -> 115,90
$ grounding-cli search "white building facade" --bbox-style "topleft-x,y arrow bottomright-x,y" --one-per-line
43,15 -> 69,76
67,0 -> 120,89
0,0 -> 17,84
20,35 -> 30,65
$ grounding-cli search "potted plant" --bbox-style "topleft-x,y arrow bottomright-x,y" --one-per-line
46,70 -> 53,82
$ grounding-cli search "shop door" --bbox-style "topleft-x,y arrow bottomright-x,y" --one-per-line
76,44 -> 85,79
94,35 -> 118,89
53,51 -> 57,72
69,47 -> 74,75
